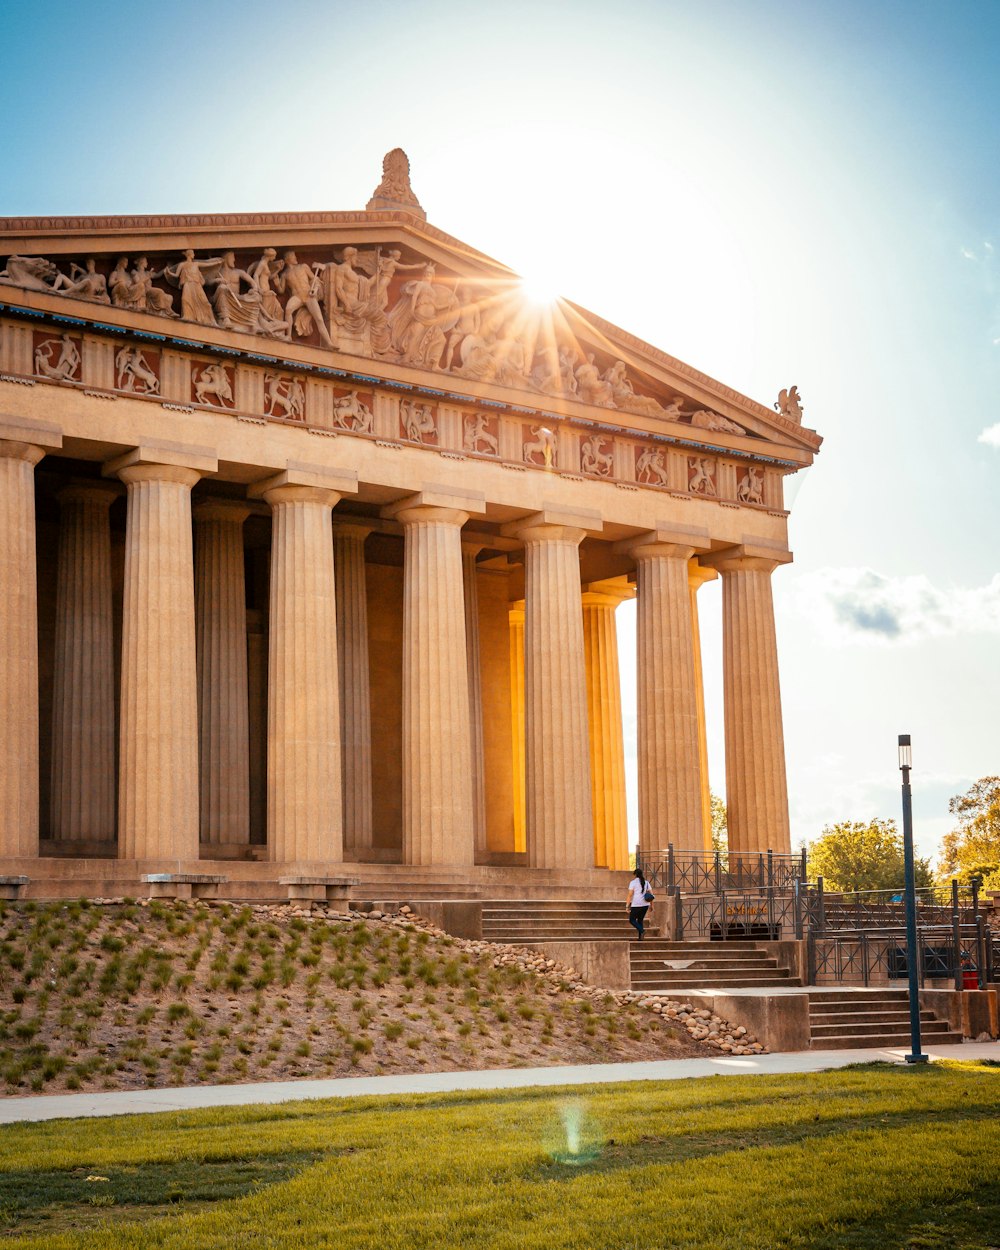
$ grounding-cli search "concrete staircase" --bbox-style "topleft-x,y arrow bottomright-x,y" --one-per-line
481,900 -> 653,943
808,990 -> 964,1049
629,940 -> 802,991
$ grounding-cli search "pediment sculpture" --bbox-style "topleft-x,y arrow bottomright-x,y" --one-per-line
1,241 -> 754,437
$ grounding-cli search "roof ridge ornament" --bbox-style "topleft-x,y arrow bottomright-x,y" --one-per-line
366,148 -> 425,222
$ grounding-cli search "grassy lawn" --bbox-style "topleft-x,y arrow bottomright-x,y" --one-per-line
0,1061 -> 998,1248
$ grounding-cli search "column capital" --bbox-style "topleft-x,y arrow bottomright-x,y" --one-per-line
118,463 -> 201,489
57,481 -> 121,509
501,505 -> 601,542
192,499 -> 252,524
332,519 -> 376,542
688,559 -> 718,592
702,544 -> 793,575
508,599 -> 525,624
617,523 -> 710,563
0,441 -> 48,467
0,418 -> 62,454
249,461 -> 355,505
383,486 -> 485,524
389,504 -> 470,528
582,578 -> 634,609
103,442 -> 217,479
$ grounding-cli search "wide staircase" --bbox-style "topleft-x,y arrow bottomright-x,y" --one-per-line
808,990 -> 963,1049
630,940 -> 802,991
481,900 -> 655,943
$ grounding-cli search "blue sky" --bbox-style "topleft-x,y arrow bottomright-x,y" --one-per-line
2,0 -> 998,857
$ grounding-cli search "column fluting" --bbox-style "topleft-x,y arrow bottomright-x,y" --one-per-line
711,553 -> 791,855
688,560 -> 718,852
518,524 -> 593,870
263,484 -> 343,865
462,544 -> 487,860
333,523 -> 373,856
50,483 -> 118,842
0,442 -> 46,857
194,500 -> 251,845
508,602 -> 526,855
117,463 -> 201,861
632,542 -> 702,854
396,505 -> 474,866
582,584 -> 630,870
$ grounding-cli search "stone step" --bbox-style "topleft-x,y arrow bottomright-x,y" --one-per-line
630,957 -> 779,972
809,1008 -> 937,1025
806,989 -> 910,1004
631,976 -> 804,989
632,965 -> 795,980
634,945 -> 767,958
812,1030 -> 964,1050
811,1018 -> 954,1039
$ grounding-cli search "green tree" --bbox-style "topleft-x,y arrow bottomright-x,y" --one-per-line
940,776 -> 1000,889
710,792 -> 727,855
807,818 -> 933,893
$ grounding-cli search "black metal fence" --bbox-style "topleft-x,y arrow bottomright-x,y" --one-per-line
637,846 -> 808,895
677,889 -> 806,941
808,924 -> 996,989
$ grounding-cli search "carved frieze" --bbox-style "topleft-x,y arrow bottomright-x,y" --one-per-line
115,345 -> 160,395
263,372 -> 306,421
523,425 -> 556,468
192,362 -> 235,409
635,445 -> 669,486
737,464 -> 765,505
580,433 -> 613,477
33,332 -> 81,382
400,399 -> 437,444
688,456 -> 717,497
464,412 -> 499,456
332,389 -> 374,434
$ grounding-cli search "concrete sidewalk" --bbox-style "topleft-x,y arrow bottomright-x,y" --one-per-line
1,1040 -> 998,1124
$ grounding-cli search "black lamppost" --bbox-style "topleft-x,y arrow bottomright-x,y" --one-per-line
898,734 -> 928,1064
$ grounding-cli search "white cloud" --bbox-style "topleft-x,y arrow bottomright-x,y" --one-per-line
960,246 -> 977,260
978,422 -> 1000,446
791,567 -> 1000,644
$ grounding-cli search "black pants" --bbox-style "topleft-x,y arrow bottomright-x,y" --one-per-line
628,905 -> 649,938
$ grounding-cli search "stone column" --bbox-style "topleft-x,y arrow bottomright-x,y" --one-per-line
194,501 -> 251,845
0,441 -> 49,857
631,541 -> 702,854
462,543 -> 487,859
508,601 -> 526,854
392,504 -> 475,867
688,560 -> 718,852
515,522 -> 593,870
50,483 -> 119,842
333,522 -> 373,856
582,582 -> 631,870
706,549 -> 792,855
112,454 -> 208,862
253,477 -> 344,866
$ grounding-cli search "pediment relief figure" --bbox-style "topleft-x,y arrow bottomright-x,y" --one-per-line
0,233 -> 805,450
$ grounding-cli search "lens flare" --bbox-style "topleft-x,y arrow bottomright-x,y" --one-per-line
546,1099 -> 604,1166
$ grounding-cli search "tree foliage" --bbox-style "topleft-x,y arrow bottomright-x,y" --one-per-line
807,818 -> 933,893
940,776 -> 1000,889
710,792 -> 727,855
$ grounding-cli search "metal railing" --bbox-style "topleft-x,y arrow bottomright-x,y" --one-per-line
677,888 -> 806,942
805,879 -> 982,934
637,845 -> 808,895
808,924 -> 995,989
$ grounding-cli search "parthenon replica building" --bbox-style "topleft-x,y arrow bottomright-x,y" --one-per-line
0,151 -> 821,901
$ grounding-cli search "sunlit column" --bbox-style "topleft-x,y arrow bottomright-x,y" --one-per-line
333,522 -> 374,856
463,542 -> 487,859
705,548 -> 792,855
508,601 -> 526,854
0,440 -> 48,857
194,500 -> 251,845
688,559 -> 718,853
582,581 -> 631,870
50,482 -> 118,842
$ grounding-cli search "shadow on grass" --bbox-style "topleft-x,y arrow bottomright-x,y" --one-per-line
0,1149 -> 330,1237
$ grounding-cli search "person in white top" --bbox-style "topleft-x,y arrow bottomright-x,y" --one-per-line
626,868 -> 652,941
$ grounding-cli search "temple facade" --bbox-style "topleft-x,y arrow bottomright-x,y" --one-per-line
0,151 -> 821,901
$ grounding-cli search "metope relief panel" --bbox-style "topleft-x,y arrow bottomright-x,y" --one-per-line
33,331 -> 82,383
463,411 -> 499,457
263,371 -> 306,422
580,432 -> 614,478
192,361 -> 235,409
687,456 -> 717,497
522,424 -> 557,469
331,388 -> 375,434
399,398 -> 437,445
635,444 -> 670,487
736,464 -> 765,506
115,344 -> 160,395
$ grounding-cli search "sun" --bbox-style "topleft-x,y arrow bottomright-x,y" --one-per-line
519,272 -> 561,306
